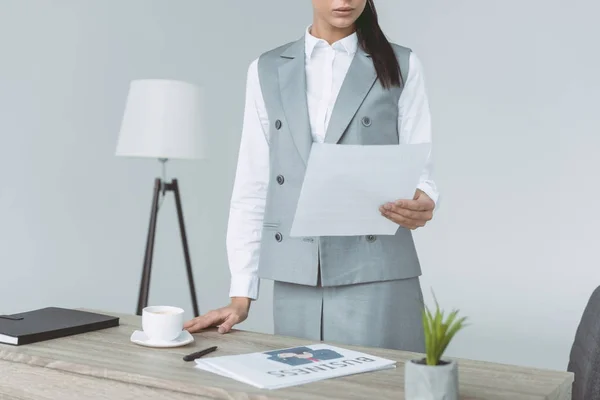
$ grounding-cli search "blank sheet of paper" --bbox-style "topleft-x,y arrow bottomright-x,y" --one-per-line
289,143 -> 431,237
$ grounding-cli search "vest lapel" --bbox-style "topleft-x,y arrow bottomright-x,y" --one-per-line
278,37 -> 312,166
324,48 -> 377,144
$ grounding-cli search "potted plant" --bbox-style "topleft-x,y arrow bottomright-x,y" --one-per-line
404,293 -> 468,400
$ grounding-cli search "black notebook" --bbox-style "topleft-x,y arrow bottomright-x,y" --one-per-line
0,307 -> 119,345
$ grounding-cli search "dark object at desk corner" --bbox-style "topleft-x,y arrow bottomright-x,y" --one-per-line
0,307 -> 119,346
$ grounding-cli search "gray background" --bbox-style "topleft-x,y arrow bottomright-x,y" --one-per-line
1,0 -> 598,372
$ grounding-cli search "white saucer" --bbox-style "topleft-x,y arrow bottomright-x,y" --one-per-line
130,330 -> 195,348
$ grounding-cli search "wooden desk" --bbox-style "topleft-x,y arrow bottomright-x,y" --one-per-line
0,310 -> 573,400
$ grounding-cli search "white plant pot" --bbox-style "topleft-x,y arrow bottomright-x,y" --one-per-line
404,358 -> 459,400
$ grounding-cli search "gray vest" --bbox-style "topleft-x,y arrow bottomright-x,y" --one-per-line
256,36 -> 421,287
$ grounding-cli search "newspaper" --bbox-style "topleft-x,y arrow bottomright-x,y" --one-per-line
194,343 -> 396,390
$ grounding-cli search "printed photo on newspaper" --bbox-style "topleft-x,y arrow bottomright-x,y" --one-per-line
194,343 -> 397,390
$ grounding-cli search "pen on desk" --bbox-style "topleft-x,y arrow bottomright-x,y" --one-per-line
183,346 -> 218,362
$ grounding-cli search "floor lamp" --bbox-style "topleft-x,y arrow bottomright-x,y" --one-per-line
115,79 -> 207,317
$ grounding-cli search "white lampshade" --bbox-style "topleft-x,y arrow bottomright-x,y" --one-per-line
116,79 -> 207,159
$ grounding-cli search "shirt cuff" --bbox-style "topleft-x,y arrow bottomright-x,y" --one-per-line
229,274 -> 260,300
417,182 -> 440,209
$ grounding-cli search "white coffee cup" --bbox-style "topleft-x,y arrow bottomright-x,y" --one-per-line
142,305 -> 184,342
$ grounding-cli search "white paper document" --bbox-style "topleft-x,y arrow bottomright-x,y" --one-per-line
194,343 -> 396,390
289,143 -> 431,237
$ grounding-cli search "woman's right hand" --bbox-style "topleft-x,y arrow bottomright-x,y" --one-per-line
183,297 -> 251,334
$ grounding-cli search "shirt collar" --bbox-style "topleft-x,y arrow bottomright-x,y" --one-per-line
304,25 -> 358,59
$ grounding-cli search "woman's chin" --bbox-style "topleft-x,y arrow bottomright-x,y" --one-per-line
329,18 -> 356,29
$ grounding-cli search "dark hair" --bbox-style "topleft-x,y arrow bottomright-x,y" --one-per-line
355,0 -> 402,89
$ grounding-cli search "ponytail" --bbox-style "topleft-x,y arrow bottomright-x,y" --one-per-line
355,0 -> 402,89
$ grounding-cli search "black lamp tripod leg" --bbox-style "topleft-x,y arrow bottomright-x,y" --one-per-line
136,178 -> 161,315
172,179 -> 200,317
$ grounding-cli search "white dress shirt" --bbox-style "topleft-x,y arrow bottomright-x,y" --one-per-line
226,27 -> 438,300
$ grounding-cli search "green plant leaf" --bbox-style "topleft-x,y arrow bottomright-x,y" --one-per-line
436,309 -> 459,360
439,316 -> 468,355
422,308 -> 432,364
445,309 -> 459,329
420,291 -> 469,366
424,304 -> 437,365
434,306 -> 445,362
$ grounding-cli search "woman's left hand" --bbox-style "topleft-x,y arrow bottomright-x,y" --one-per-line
379,189 -> 435,230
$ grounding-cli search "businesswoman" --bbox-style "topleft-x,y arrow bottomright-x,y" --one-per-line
185,0 -> 438,352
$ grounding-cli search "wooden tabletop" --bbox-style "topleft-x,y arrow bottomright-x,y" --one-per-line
0,310 -> 573,400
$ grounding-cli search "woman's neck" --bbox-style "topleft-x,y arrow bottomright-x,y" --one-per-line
309,19 -> 355,45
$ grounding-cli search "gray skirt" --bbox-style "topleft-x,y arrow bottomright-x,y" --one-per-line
273,277 -> 425,352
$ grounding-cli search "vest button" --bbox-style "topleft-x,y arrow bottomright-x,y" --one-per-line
275,232 -> 283,242
361,116 -> 372,127
366,235 -> 376,242
275,120 -> 282,130
276,175 -> 285,185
